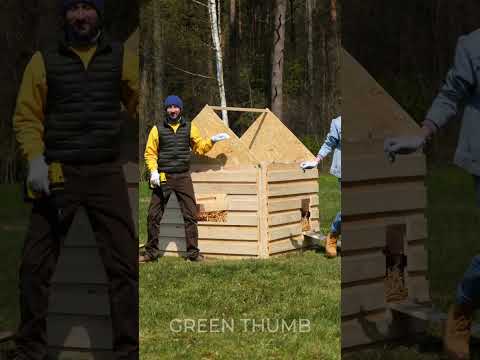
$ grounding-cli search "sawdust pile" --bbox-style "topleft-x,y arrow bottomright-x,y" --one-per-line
385,266 -> 409,303
197,210 -> 228,222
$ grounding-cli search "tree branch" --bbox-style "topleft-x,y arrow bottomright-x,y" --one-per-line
165,62 -> 215,80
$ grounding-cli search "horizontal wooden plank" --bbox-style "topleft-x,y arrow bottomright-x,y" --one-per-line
48,349 -> 113,360
191,169 -> 257,183
158,224 -> 258,241
407,244 -> 428,272
194,182 -> 257,195
342,282 -> 386,317
268,169 -> 319,182
269,211 -> 302,226
47,314 -> 112,349
49,284 -> 110,316
51,248 -> 108,284
406,214 -> 428,241
268,181 -> 319,197
342,252 -> 385,284
341,312 -> 399,349
342,153 -> 426,182
200,212 -> 258,226
267,194 -> 319,212
341,223 -> 386,252
269,235 -> 310,254
269,223 -> 303,241
342,182 -> 426,216
406,275 -> 430,303
209,105 -> 268,113
196,193 -> 228,211
228,195 -> 259,211
160,250 -> 257,260
158,237 -> 258,255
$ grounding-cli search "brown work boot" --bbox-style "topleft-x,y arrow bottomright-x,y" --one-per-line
139,254 -> 157,263
444,303 -> 473,360
325,233 -> 338,258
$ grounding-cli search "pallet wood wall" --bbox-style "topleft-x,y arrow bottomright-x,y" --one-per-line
341,49 -> 430,349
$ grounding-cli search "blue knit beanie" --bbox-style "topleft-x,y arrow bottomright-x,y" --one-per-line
63,0 -> 104,17
164,95 -> 183,110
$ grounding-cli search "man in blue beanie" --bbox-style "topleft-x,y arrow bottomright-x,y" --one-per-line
12,0 -> 139,358
140,95 -> 230,263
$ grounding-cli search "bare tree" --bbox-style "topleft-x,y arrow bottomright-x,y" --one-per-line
208,0 -> 229,126
139,0 -> 163,161
271,0 -> 287,118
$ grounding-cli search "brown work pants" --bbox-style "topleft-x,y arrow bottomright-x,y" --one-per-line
145,171 -> 199,259
16,163 -> 139,360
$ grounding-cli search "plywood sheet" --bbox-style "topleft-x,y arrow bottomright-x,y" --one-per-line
240,110 -> 315,162
342,49 -> 421,144
191,105 -> 259,167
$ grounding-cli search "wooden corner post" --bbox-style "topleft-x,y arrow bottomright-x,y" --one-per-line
257,162 -> 270,258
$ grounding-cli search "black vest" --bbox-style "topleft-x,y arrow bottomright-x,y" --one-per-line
157,117 -> 192,173
42,35 -> 124,163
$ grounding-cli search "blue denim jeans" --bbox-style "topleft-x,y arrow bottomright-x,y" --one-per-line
330,178 -> 341,235
455,176 -> 480,306
456,255 -> 480,307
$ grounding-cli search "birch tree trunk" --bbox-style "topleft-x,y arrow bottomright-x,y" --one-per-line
271,0 -> 287,118
208,0 -> 229,126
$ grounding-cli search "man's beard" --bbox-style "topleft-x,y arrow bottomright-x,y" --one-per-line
65,24 -> 100,46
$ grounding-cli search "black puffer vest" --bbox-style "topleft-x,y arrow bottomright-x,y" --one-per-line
157,117 -> 192,173
42,35 -> 124,163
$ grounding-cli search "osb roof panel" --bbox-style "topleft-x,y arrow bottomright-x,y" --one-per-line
240,111 -> 315,162
191,105 -> 259,167
342,49 -> 421,144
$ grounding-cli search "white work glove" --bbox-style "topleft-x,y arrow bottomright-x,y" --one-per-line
27,155 -> 50,195
384,135 -> 426,162
150,170 -> 161,188
211,133 -> 230,143
300,160 -> 319,170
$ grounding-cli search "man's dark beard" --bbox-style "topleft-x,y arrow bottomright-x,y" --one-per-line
65,24 -> 100,47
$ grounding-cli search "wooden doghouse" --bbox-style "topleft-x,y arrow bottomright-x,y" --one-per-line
341,49 -> 430,350
45,31 -> 139,358
157,105 -> 319,258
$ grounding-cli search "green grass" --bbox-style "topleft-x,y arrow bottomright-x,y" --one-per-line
0,184 -> 30,333
139,175 -> 341,359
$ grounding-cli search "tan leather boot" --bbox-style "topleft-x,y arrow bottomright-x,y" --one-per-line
444,303 -> 473,360
325,232 -> 338,258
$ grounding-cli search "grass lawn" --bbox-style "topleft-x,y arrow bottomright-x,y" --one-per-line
0,184 -> 30,333
139,174 -> 341,359
344,164 -> 480,359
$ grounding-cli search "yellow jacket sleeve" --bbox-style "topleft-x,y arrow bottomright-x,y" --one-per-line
144,126 -> 159,172
13,52 -> 47,161
190,123 -> 213,155
121,48 -> 139,119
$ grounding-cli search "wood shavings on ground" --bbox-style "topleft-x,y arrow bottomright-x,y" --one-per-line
301,217 -> 311,231
197,210 -> 228,222
385,266 -> 409,303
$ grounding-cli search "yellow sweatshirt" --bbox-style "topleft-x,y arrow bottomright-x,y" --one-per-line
144,121 -> 213,181
13,45 -> 139,161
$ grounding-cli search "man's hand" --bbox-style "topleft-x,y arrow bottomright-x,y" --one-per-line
150,170 -> 161,188
300,160 -> 319,171
211,133 -> 230,143
27,155 -> 50,195
384,135 -> 426,162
